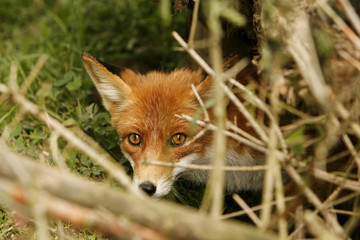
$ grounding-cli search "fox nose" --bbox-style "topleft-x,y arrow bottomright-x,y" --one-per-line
139,181 -> 156,196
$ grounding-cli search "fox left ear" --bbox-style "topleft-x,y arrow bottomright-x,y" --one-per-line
194,73 -> 213,103
81,52 -> 132,111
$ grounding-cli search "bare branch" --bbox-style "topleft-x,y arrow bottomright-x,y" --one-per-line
285,164 -> 345,236
142,159 -> 267,172
316,0 -> 360,50
0,143 -> 277,240
287,10 -> 333,112
304,210 -> 342,240
187,0 -> 201,48
314,168 -> 360,192
176,114 -> 268,153
19,54 -> 49,94
232,194 -> 263,227
338,0 -> 360,35
191,83 -> 210,122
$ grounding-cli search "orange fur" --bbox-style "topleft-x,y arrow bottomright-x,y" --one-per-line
82,52 -> 264,197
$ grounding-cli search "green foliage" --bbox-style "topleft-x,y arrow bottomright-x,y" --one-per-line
0,208 -> 21,238
0,0 -> 186,169
0,0 -> 187,206
285,126 -> 306,156
0,0 -> 187,236
314,28 -> 334,57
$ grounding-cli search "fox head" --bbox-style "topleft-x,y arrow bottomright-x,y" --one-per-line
82,52 -> 214,197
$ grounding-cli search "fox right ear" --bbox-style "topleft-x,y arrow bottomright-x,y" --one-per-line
81,52 -> 131,111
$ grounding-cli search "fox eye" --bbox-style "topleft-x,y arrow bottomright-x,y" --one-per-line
128,133 -> 142,146
170,133 -> 186,146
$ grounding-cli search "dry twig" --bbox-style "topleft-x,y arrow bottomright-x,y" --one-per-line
0,143 -> 277,240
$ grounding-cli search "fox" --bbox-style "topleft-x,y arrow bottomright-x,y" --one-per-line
81,52 -> 265,197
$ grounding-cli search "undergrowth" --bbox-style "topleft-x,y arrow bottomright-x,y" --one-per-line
0,0 -> 188,238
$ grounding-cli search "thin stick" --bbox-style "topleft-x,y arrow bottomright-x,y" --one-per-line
172,31 -> 214,75
228,77 -> 288,153
178,114 -> 287,161
187,0 -> 201,48
227,121 -> 265,146
221,196 -> 296,219
185,127 -> 209,146
220,81 -> 269,143
260,126 -> 276,230
184,84 -> 211,146
316,0 -> 360,50
338,50 -> 360,72
287,10 -> 332,112
304,210 -> 341,240
206,0 -> 227,218
19,54 -> 49,94
191,84 -> 210,122
142,160 -> 267,172
291,206 -> 305,239
32,193 -> 51,240
49,132 -> 67,170
351,122 -> 360,139
338,0 -> 360,35
232,194 -> 263,227
342,134 -> 360,169
9,61 -> 19,91
222,57 -> 249,79
285,164 -> 345,236
314,168 -> 360,192
176,114 -> 268,153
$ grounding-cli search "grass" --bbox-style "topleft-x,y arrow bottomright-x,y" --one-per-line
0,0 -> 187,171
0,0 -> 188,238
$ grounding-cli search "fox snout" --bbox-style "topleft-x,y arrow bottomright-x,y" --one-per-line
132,163 -> 175,197
138,181 -> 157,196
135,178 -> 174,197
136,178 -> 171,197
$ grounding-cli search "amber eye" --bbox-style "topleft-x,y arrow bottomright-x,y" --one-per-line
128,133 -> 142,146
170,133 -> 186,146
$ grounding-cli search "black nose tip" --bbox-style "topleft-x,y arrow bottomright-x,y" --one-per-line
139,182 -> 156,196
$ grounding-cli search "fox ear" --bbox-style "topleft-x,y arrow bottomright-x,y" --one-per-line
194,74 -> 213,103
81,52 -> 131,111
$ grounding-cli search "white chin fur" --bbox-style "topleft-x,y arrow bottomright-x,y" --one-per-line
122,152 -> 134,168
153,177 -> 173,197
175,149 -> 265,192
128,149 -> 265,197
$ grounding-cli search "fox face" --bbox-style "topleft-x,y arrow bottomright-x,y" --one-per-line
82,52 -> 264,197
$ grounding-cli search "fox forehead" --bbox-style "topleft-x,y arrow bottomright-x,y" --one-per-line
112,69 -> 204,137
